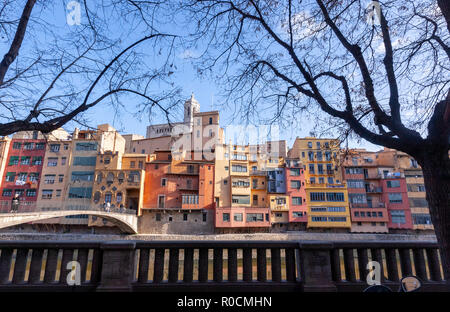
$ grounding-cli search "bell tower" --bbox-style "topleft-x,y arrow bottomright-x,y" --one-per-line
184,93 -> 200,131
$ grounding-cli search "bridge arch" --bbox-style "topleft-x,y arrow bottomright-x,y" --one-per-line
0,211 -> 138,234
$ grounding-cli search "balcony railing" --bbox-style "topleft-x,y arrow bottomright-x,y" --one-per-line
366,187 -> 383,193
0,241 -> 446,292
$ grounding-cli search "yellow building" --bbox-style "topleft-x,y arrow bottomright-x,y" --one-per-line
289,137 -> 351,229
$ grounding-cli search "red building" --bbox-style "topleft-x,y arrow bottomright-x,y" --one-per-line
285,158 -> 307,226
381,175 -> 413,230
0,133 -> 46,212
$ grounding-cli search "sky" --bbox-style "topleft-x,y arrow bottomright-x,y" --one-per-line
1,1 -> 384,152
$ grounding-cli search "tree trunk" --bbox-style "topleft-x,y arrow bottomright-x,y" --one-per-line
419,150 -> 450,284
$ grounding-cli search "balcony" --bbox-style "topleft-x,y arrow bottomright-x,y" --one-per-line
271,204 -> 289,211
250,170 -> 267,176
366,187 -> 383,193
167,165 -> 199,175
181,203 -> 201,210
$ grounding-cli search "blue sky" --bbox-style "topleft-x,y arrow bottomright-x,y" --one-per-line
2,1 -> 383,152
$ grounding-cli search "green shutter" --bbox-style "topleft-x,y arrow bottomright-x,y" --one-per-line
8,156 -> 18,165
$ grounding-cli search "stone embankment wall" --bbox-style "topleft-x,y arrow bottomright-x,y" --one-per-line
0,231 -> 437,242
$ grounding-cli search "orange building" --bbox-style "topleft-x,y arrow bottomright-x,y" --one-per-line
140,150 -> 215,233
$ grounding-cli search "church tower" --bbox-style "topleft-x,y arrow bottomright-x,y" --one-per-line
184,93 -> 200,131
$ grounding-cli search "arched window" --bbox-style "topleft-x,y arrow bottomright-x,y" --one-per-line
116,192 -> 123,203
128,171 -> 140,183
97,173 -> 103,183
94,191 -> 101,203
105,192 -> 112,203
118,172 -> 124,183
106,172 -> 114,183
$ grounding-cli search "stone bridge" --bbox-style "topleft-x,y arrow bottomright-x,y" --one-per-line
0,210 -> 138,234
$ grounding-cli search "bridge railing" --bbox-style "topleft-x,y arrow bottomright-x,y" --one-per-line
0,240 -> 447,292
0,205 -> 137,215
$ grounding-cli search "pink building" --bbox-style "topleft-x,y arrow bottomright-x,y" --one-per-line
285,158 -> 307,225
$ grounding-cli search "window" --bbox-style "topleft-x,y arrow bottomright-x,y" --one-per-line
203,212 -> 207,222
12,142 -> 21,149
47,158 -> 58,167
104,192 -> 112,203
328,206 -> 346,212
308,152 -> 314,161
128,171 -> 140,183
311,216 -> 327,222
71,171 -> 94,182
388,193 -> 403,203
26,189 -> 36,197
327,177 -> 334,184
44,175 -> 56,184
247,213 -> 264,222
50,144 -> 60,152
138,161 -> 143,169
2,189 -> 12,196
307,142 -> 312,148
326,192 -> 345,202
319,177 -> 324,184
58,175 -> 64,183
42,190 -> 53,199
182,195 -> 199,204
231,165 -> 247,172
35,143 -> 45,150
183,213 -> 188,221
61,157 -> 66,166
73,156 -> 96,166
9,156 -> 19,165
309,164 -> 315,173
232,195 -> 250,204
325,152 -> 332,161
316,142 -> 321,148
32,156 -> 42,165
290,168 -> 300,176
19,156 -> 30,165
56,190 -> 61,197
94,191 -> 101,203
161,178 -> 167,186
209,117 -> 213,124
391,210 -> 406,224
310,192 -> 325,202
104,157 -> 110,164
130,161 -> 135,168
223,213 -> 230,222
158,195 -> 165,208
29,173 -> 38,182
234,213 -> 243,221
106,172 -> 114,183
387,180 -> 400,188
293,212 -> 303,218
17,173 -> 27,182
412,214 -> 432,225
75,142 -> 97,151
310,207 -> 327,212
68,187 -> 92,199
349,193 -> 367,204
14,189 -> 24,197
290,180 -> 301,189
116,192 -> 122,203
317,152 -> 323,161
328,217 -> 346,222
292,197 -> 303,205
118,172 -> 124,183
156,213 -> 161,221
64,144 -> 69,150
24,143 -> 34,150
5,172 -> 15,182
409,198 -> 428,207
347,180 -> 365,188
